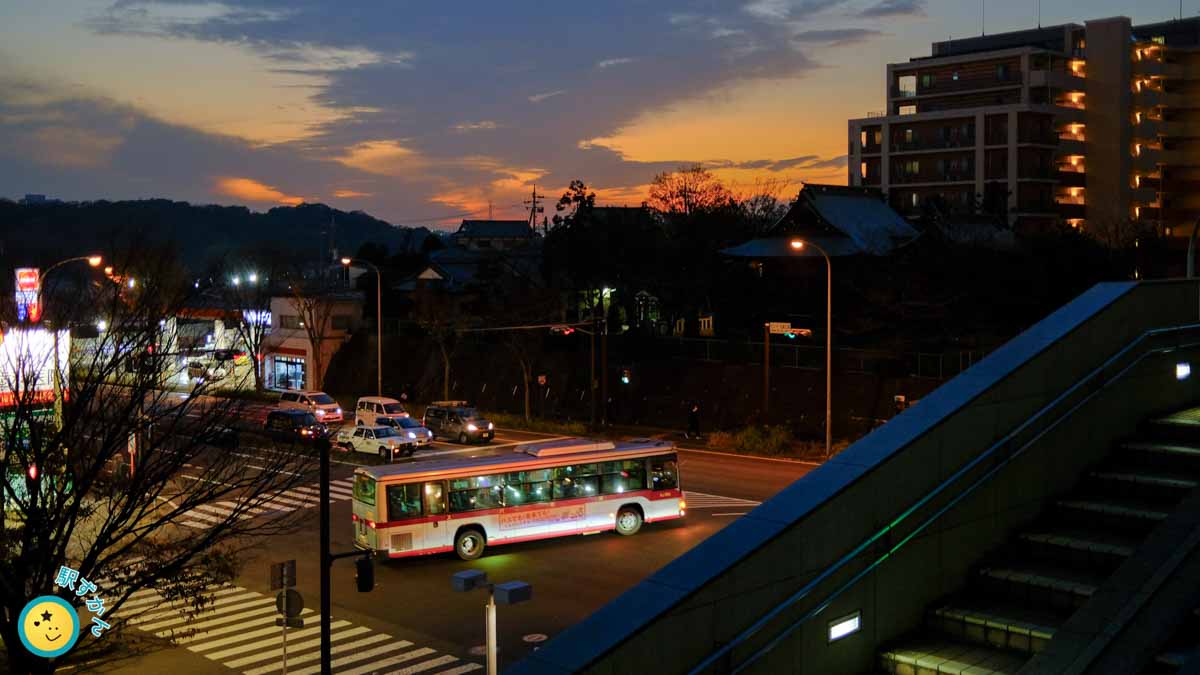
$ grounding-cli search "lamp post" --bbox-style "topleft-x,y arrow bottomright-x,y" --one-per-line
452,570 -> 532,675
341,258 -> 382,397
789,239 -> 832,458
37,255 -> 103,429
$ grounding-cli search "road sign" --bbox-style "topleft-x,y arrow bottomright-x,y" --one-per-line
276,589 -> 303,617
276,616 -> 304,629
271,560 -> 297,590
767,322 -> 792,334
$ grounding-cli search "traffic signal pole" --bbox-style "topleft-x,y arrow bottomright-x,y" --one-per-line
320,438 -> 331,674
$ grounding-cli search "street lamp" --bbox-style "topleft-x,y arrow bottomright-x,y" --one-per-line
452,570 -> 533,675
341,257 -> 382,397
790,239 -> 833,458
37,255 -> 104,430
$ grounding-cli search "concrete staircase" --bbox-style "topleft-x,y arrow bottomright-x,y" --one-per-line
879,417 -> 1200,675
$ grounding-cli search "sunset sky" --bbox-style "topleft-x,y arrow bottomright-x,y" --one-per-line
0,1 -> 1192,228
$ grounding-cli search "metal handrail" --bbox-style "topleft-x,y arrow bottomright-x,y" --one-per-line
690,322 -> 1200,674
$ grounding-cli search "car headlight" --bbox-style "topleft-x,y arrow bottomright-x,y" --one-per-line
487,422 -> 494,430
407,431 -> 416,439
315,409 -> 325,416
427,430 -> 433,437
335,408 -> 342,415
466,423 -> 478,432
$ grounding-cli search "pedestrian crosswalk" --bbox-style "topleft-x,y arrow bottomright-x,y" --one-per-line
117,582 -> 480,675
682,490 -> 762,509
180,477 -> 356,529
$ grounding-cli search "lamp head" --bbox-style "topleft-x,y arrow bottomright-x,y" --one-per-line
341,257 -> 352,266
86,255 -> 103,267
789,240 -> 805,250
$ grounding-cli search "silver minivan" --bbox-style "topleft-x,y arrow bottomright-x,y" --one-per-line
278,390 -> 343,423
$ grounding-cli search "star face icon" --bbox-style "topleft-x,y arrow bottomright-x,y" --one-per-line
40,610 -> 53,622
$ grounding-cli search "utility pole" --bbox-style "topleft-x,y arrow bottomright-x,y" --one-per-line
590,313 -> 597,429
763,323 -> 770,419
319,437 -> 331,674
524,186 -> 546,235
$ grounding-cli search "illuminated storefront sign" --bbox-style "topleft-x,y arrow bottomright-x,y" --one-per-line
0,328 -> 70,407
15,268 -> 40,323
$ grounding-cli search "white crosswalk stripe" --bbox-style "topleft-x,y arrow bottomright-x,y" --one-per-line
178,477 -> 357,529
112,582 -> 479,674
683,490 -> 762,509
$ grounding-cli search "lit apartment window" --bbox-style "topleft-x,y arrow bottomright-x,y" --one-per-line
904,129 -> 914,144
910,193 -> 919,208
899,105 -> 917,115
861,162 -> 869,179
952,71 -> 959,81
874,130 -> 883,145
898,75 -> 917,97
861,130 -> 868,148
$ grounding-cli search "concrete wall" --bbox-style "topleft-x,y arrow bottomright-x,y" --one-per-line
1084,17 -> 1133,229
511,280 -> 1200,675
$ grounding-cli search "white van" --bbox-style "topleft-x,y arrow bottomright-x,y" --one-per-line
278,390 -> 343,423
355,396 -> 408,426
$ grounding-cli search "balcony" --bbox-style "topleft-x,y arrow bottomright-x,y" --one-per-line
1057,138 -> 1085,156
1029,70 -> 1086,90
1133,116 -> 1163,140
1131,185 -> 1159,204
890,74 -> 1023,99
1057,170 -> 1086,187
890,138 -> 976,153
891,171 -> 975,186
1133,59 -> 1183,79
1057,202 -> 1087,219
1160,148 -> 1200,166
1019,166 -> 1058,180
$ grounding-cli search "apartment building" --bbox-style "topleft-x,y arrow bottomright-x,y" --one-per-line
848,16 -> 1200,236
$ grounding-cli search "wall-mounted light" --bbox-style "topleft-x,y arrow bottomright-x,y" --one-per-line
1178,363 -> 1191,381
828,611 -> 861,642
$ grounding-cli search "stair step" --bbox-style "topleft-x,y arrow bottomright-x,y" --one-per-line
879,638 -> 1028,675
1017,531 -> 1136,558
1088,471 -> 1199,490
929,601 -> 1060,654
977,566 -> 1097,598
1122,441 -> 1200,459
1056,498 -> 1170,522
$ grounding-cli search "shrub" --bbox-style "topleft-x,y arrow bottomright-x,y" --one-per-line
487,412 -> 587,436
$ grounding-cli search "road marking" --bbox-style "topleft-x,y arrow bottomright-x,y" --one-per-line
683,490 -> 761,509
178,477 -> 357,529
113,583 -> 480,675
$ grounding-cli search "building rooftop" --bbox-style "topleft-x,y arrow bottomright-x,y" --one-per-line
454,219 -> 533,239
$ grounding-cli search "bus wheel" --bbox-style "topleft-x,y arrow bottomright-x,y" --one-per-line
455,528 -> 486,560
615,507 -> 643,536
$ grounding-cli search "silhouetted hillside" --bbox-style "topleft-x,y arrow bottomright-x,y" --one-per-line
0,199 -> 433,269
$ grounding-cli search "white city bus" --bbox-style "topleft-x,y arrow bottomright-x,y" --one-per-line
351,438 -> 684,560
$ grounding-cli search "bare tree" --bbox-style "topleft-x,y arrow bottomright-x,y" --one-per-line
736,177 -> 792,237
645,164 -> 735,216
285,280 -> 337,391
217,264 -> 276,393
414,287 -> 469,401
0,246 -> 313,674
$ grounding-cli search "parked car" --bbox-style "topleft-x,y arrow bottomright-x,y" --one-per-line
355,396 -> 408,427
378,415 -> 434,447
336,425 -> 416,461
264,409 -> 329,444
422,401 -> 494,443
187,360 -> 228,382
278,390 -> 343,423
196,423 -> 239,450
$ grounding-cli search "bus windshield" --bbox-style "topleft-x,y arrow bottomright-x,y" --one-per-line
353,474 -> 376,505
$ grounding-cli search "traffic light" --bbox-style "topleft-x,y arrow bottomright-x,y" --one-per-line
355,556 -> 374,592
620,368 -> 631,385
783,331 -> 797,339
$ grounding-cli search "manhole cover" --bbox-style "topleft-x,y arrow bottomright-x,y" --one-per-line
523,633 -> 549,643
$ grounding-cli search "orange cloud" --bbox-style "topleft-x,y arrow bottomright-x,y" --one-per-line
215,177 -> 306,205
333,189 -> 373,198
336,140 -> 421,176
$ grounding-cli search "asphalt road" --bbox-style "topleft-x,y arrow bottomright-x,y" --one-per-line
98,426 -> 814,673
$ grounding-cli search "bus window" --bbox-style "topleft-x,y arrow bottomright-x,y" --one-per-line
449,484 -> 503,512
553,474 -> 600,500
601,460 -> 647,495
503,472 -> 552,506
354,474 -> 376,506
648,455 -> 679,490
423,481 -> 447,515
386,484 -> 423,521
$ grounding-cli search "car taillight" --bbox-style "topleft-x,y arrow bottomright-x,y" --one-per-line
351,513 -> 359,522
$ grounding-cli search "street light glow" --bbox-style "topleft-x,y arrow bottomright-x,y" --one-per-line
341,257 -> 352,266
86,255 -> 103,267
127,278 -> 136,289
232,276 -> 240,286
790,239 -> 805,250
248,272 -> 258,283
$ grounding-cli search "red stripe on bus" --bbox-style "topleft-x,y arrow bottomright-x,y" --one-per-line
382,513 -> 685,558
372,488 -> 683,528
